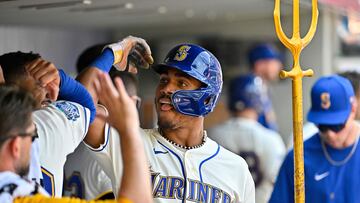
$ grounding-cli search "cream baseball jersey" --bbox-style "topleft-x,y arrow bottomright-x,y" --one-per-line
144,128 -> 255,203
208,118 -> 286,203
89,126 -> 255,202
32,100 -> 90,197
63,142 -> 113,200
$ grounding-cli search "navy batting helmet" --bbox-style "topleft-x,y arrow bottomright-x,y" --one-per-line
228,74 -> 267,113
153,44 -> 223,117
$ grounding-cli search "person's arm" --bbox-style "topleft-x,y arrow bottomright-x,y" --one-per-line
77,36 -> 153,148
25,59 -> 96,123
76,36 -> 153,105
93,71 -> 152,203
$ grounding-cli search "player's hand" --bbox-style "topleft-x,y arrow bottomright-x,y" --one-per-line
106,36 -> 154,73
25,58 -> 60,101
0,65 -> 5,84
94,71 -> 139,136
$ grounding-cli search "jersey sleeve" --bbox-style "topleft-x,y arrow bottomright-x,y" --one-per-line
34,101 -> 90,159
14,194 -> 132,203
243,169 -> 256,203
268,151 -> 294,203
263,132 -> 286,183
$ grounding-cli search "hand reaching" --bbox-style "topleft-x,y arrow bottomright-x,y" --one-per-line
94,71 -> 139,136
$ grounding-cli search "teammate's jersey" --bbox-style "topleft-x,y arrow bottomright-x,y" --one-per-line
33,100 -> 90,197
0,171 -> 48,203
207,118 -> 286,203
270,133 -> 360,203
63,142 -> 113,200
26,139 -> 42,183
0,171 -> 129,203
143,128 -> 255,203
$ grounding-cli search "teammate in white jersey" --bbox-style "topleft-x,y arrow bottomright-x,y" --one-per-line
64,71 -> 140,200
207,74 -> 285,203
0,52 -> 94,197
81,43 -> 255,202
0,73 -> 152,203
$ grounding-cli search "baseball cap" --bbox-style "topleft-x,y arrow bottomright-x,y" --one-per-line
307,75 -> 355,125
248,43 -> 282,66
228,74 -> 266,113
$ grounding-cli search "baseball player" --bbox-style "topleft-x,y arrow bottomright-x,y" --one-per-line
287,71 -> 360,149
0,52 -> 94,197
64,71 -> 140,200
0,72 -> 152,202
82,43 -> 255,202
270,75 -> 360,203
208,74 -> 286,203
0,36 -> 152,198
248,43 -> 283,131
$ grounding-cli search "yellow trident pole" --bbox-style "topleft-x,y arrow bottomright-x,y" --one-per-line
274,0 -> 318,202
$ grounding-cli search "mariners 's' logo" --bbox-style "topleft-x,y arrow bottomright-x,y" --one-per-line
174,45 -> 191,61
320,92 -> 331,110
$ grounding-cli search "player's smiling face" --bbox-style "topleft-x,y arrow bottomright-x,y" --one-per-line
155,68 -> 202,129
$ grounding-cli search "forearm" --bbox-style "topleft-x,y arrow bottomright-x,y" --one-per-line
118,128 -> 152,203
58,69 -> 96,123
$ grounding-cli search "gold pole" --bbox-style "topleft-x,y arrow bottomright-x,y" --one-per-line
274,0 -> 318,202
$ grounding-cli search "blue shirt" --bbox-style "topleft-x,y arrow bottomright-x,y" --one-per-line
270,133 -> 360,203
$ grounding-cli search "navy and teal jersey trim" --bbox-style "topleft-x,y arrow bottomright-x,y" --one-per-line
198,144 -> 220,183
93,190 -> 115,200
40,167 -> 55,197
90,125 -> 110,152
157,141 -> 187,203
83,106 -> 88,139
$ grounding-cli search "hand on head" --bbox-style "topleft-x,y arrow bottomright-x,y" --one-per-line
25,58 -> 60,102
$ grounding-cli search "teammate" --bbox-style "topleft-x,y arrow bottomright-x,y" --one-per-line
0,36 -> 153,197
63,39 -> 149,200
0,72 -> 152,202
270,75 -> 360,203
64,71 -> 140,200
81,43 -> 255,202
0,53 -> 93,197
247,43 -> 283,131
287,71 -> 360,149
208,74 -> 285,203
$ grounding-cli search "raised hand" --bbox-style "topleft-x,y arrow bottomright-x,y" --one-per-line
25,58 -> 60,101
106,36 -> 154,73
93,71 -> 139,135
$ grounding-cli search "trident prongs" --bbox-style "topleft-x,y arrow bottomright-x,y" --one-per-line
273,0 -> 318,203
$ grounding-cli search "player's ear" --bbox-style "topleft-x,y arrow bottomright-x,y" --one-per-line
9,137 -> 21,159
351,96 -> 358,113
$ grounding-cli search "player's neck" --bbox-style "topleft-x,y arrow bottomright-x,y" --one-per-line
160,120 -> 204,147
0,155 -> 16,174
343,122 -> 360,148
235,109 -> 258,120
